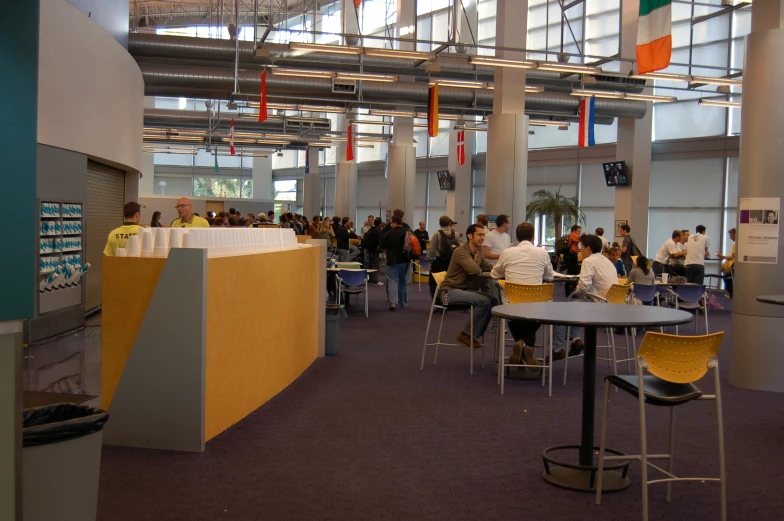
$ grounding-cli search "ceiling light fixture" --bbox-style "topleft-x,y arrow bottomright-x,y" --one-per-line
570,88 -> 625,99
630,72 -> 692,82
369,109 -> 416,118
307,142 -> 334,147
691,75 -> 743,87
336,72 -> 398,82
536,61 -> 602,74
298,105 -> 347,113
463,126 -> 487,131
529,120 -> 571,127
364,48 -> 436,60
414,112 -> 460,120
485,85 -> 544,93
356,144 -> 376,148
625,93 -> 677,102
353,120 -> 393,126
357,137 -> 390,143
698,98 -> 742,108
429,79 -> 488,89
272,68 -> 336,78
289,42 -> 362,55
470,56 -> 537,69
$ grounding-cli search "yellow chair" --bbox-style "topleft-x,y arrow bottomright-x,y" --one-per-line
420,272 -> 481,375
596,332 -> 726,521
499,283 -> 555,396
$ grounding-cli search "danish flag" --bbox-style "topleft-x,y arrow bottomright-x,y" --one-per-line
457,130 -> 465,166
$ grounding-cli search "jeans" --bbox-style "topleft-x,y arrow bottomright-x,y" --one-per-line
386,262 -> 409,307
445,289 -> 497,340
685,264 -> 705,285
365,250 -> 380,283
552,300 -> 591,348
721,270 -> 733,298
336,248 -> 350,262
349,245 -> 361,261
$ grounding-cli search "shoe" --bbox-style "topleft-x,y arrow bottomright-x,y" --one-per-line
400,304 -> 408,309
375,282 -> 385,286
547,349 -> 566,364
509,340 -> 525,364
389,303 -> 397,311
522,345 -> 539,367
457,331 -> 482,349
568,339 -> 584,357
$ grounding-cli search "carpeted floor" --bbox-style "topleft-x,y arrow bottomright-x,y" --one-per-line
97,283 -> 784,521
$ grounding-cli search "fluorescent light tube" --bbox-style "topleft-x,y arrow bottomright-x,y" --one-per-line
698,99 -> 742,108
336,72 -> 398,82
536,61 -> 602,74
429,79 -> 487,89
364,48 -> 436,60
289,42 -> 362,55
470,56 -> 536,69
272,68 -> 336,78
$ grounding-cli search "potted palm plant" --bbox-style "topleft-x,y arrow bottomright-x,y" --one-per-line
525,186 -> 586,241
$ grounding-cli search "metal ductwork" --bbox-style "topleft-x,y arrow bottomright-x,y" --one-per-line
140,64 -> 647,120
144,108 -> 331,132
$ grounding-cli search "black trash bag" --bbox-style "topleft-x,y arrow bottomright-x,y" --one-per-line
23,404 -> 109,448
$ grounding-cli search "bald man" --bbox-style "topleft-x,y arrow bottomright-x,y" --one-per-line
171,197 -> 210,228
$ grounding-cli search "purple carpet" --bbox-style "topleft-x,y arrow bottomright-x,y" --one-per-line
97,284 -> 784,521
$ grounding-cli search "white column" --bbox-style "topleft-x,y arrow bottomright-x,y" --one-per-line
395,0 -> 416,50
387,113 -> 416,221
335,113 -> 357,218
140,96 -> 156,196
455,0 -> 477,53
613,0 -> 653,251
446,129 -> 474,223
302,147 -> 322,218
731,0 -> 784,392
485,0 -> 528,228
252,155 -> 273,200
342,0 -> 360,45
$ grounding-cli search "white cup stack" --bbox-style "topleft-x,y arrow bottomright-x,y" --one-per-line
181,231 -> 195,248
116,247 -> 127,257
152,228 -> 169,258
139,228 -> 154,257
169,228 -> 184,249
126,234 -> 141,257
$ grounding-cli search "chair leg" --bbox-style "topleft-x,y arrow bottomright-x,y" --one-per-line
631,331 -> 638,376
624,328 -> 631,374
606,328 -> 613,368
638,369 -> 650,521
657,296 -> 663,333
675,300 -> 679,336
420,301 -> 437,370
469,306 -> 474,376
434,310 -> 446,364
562,325 -> 571,386
666,407 -> 676,502
540,325 -> 546,389
548,325 -> 553,397
715,367 -> 727,521
704,297 -> 709,334
498,317 -> 505,388
595,379 -> 612,505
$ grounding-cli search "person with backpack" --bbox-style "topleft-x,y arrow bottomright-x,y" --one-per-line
379,215 -> 410,311
361,218 -> 384,285
428,215 -> 462,297
619,223 -> 643,274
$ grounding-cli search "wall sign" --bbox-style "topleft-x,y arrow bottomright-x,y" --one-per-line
738,197 -> 779,264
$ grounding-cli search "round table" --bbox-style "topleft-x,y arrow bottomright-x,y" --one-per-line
756,295 -> 784,305
491,302 -> 693,493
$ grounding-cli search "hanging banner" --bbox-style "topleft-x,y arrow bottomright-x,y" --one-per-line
738,197 -> 780,264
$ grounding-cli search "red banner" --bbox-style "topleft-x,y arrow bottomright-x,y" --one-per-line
258,70 -> 268,123
346,124 -> 354,161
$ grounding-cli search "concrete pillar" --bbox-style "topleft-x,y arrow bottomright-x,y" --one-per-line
387,112 -> 416,221
335,113 -> 357,219
302,147 -> 322,218
731,0 -> 784,392
446,129 -> 474,224
139,96 -> 156,196
454,0 -> 477,54
252,155 -> 273,200
614,0 -> 653,251
485,0 -> 528,228
395,0 -> 416,50
342,0 -> 360,46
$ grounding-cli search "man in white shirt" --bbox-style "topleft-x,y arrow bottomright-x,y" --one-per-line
596,227 -> 610,252
652,230 -> 686,275
482,214 -> 512,265
491,223 -> 553,366
685,224 -> 710,285
551,235 -> 619,360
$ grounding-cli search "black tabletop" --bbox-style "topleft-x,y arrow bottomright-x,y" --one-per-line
756,295 -> 784,305
492,302 -> 693,328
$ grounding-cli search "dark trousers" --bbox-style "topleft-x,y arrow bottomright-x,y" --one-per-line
652,260 -> 666,276
508,320 -> 541,347
685,264 -> 705,285
722,271 -> 734,298
669,263 -> 686,277
565,251 -> 579,296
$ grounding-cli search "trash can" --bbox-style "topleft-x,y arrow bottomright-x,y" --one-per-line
325,304 -> 346,356
22,404 -> 109,521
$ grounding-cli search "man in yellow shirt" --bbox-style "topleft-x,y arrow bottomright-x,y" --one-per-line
716,227 -> 736,298
170,197 -> 210,228
104,202 -> 142,256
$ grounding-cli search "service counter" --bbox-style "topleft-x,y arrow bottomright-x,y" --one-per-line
100,244 -> 325,452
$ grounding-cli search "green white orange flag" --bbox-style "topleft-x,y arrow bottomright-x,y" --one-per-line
636,0 -> 672,75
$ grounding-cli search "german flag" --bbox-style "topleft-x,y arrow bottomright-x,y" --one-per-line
427,85 -> 439,137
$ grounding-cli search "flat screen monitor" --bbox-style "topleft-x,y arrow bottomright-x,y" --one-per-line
603,161 -> 630,187
436,171 -> 454,190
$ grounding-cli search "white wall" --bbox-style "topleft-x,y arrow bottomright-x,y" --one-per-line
37,0 -> 144,173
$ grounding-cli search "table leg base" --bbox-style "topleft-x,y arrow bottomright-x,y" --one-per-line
542,444 -> 631,493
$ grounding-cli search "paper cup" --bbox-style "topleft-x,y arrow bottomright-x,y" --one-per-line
126,235 -> 140,257
182,232 -> 194,248
661,273 -> 668,283
169,228 -> 184,248
116,248 -> 127,257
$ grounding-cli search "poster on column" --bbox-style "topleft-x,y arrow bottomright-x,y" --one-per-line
738,197 -> 779,264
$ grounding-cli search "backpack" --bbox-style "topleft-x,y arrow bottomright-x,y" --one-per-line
436,230 -> 458,264
555,234 -> 570,254
403,229 -> 420,259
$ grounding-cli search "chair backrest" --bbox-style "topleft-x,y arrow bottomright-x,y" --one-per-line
432,271 -> 447,287
606,284 -> 632,304
577,251 -> 584,262
338,269 -> 368,286
632,283 -> 659,303
504,282 -> 554,304
336,262 -> 361,269
638,332 -> 724,384
631,255 -> 638,266
676,284 -> 706,303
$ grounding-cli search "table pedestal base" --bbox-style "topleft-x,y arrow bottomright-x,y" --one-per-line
542,445 -> 631,493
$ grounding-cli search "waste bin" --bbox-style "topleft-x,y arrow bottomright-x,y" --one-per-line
22,404 -> 110,521
325,304 -> 346,356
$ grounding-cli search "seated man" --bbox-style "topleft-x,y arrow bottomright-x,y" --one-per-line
652,230 -> 684,275
491,222 -> 554,367
440,224 -> 495,348
551,235 -> 618,360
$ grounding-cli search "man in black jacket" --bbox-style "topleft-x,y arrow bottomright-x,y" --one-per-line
332,216 -> 350,261
361,218 -> 383,285
379,215 -> 409,311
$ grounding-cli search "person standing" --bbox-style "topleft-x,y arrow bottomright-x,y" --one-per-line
482,214 -> 511,265
685,224 -> 710,285
171,198 -> 210,228
652,230 -> 685,275
360,215 -> 375,236
595,227 -> 609,252
565,224 -> 582,296
414,221 -> 429,255
361,217 -> 384,285
332,217 -> 350,261
150,211 -> 162,228
440,224 -> 495,348
716,227 -> 736,298
309,216 -> 321,239
379,215 -> 409,311
475,214 -> 489,228
619,224 -> 642,274
428,216 -> 462,297
104,202 -> 143,256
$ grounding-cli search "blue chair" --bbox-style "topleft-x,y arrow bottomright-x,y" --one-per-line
668,284 -> 707,334
336,269 -> 369,317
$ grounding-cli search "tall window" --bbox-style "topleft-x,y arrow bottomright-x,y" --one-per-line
273,179 -> 298,201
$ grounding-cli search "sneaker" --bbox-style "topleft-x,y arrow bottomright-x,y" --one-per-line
457,331 -> 482,349
388,303 -> 397,311
568,339 -> 584,357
